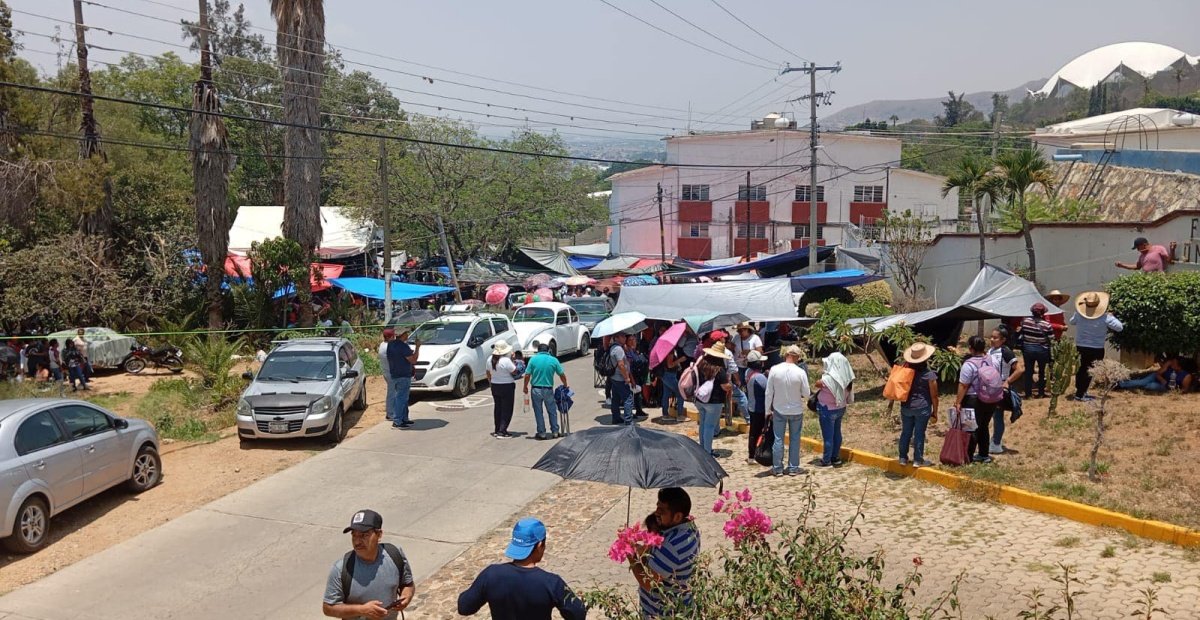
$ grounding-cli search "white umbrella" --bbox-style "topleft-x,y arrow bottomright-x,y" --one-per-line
592,311 -> 648,338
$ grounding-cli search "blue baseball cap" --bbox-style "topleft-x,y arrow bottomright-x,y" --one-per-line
504,517 -> 547,560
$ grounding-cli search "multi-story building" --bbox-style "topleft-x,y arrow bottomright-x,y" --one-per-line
607,115 -> 960,260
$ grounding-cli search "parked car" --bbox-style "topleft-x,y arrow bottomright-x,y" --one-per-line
408,312 -> 518,397
565,297 -> 615,332
511,302 -> 591,358
236,337 -> 367,444
1,398 -> 161,553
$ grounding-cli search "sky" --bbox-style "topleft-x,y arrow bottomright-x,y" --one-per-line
8,0 -> 1199,141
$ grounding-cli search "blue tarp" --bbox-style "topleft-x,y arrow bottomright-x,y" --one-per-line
329,277 -> 454,300
790,269 -> 883,293
567,255 -> 604,270
679,246 -> 837,279
621,274 -> 658,286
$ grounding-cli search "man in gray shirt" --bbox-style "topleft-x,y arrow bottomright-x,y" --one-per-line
323,509 -> 415,619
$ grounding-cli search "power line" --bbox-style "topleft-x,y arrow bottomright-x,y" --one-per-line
594,0 -> 776,71
646,0 -> 779,66
707,0 -> 809,65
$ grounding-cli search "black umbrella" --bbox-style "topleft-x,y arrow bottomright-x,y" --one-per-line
532,425 -> 727,522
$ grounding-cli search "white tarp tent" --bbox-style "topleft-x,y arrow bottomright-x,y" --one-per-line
613,278 -> 797,321
228,206 -> 376,258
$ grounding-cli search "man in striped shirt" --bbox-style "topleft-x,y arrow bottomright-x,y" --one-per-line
1019,303 -> 1057,398
631,487 -> 700,618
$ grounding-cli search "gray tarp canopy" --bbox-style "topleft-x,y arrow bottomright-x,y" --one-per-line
512,247 -> 580,276
454,258 -> 544,284
585,256 -> 640,273
851,264 -> 1064,332
559,243 -> 610,257
838,246 -> 883,272
613,278 -> 798,321
49,327 -> 136,369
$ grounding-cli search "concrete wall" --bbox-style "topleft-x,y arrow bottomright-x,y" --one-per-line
916,210 -> 1200,308
1054,162 -> 1200,221
1061,148 -> 1200,176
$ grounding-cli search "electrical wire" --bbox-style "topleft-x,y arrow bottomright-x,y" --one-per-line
646,0 -> 780,66
707,0 -> 809,65
594,0 -> 776,71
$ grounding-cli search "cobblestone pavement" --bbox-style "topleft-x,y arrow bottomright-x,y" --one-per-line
412,425 -> 1200,619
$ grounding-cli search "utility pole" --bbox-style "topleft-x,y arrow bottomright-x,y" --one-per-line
782,61 -> 841,274
436,214 -> 463,303
379,138 -> 392,323
742,170 -> 751,261
656,182 -> 665,264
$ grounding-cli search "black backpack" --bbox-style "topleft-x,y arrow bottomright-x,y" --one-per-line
594,344 -> 617,377
340,543 -> 407,601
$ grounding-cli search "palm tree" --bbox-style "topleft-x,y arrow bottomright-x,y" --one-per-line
271,0 -> 324,327
994,148 -> 1056,284
190,0 -> 233,337
888,114 -> 899,128
941,155 -> 1002,270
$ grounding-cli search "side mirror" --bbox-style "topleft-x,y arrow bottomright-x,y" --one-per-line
113,418 -> 129,430
242,371 -> 254,381
468,336 -> 484,348
343,369 -> 360,379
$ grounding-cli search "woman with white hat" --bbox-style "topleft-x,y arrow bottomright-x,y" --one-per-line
813,352 -> 855,467
693,341 -> 733,457
486,341 -> 518,438
898,343 -> 939,467
1068,292 -> 1123,402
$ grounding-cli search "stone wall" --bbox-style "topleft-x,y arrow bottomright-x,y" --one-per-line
1054,162 -> 1200,221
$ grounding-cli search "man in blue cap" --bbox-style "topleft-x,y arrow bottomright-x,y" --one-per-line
457,517 -> 586,620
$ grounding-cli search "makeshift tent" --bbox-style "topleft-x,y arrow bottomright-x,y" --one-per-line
227,206 -> 375,258
227,258 -> 344,293
614,279 -> 797,322
567,255 -> 604,270
790,269 -> 883,293
559,242 -> 610,257
455,258 -> 543,284
586,255 -> 640,273
508,247 -> 580,276
849,265 -> 1063,345
621,274 -> 658,286
677,246 -> 836,279
48,327 -> 136,369
837,246 -> 883,272
329,277 -> 454,301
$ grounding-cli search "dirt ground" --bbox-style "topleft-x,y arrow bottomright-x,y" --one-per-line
0,368 -> 392,595
833,354 -> 1200,530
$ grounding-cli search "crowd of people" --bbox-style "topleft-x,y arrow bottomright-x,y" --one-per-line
2,328 -> 94,391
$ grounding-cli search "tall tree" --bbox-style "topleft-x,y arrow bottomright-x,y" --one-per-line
936,91 -> 978,127
271,0 -> 324,327
994,148 -> 1056,285
72,0 -> 113,236
941,155 -> 1001,270
190,0 -> 233,336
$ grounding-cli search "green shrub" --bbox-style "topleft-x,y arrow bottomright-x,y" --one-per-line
185,336 -> 245,396
848,279 -> 894,306
1107,272 -> 1200,354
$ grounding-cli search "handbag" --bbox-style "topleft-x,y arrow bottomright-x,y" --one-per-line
959,407 -> 978,432
695,379 -> 715,403
806,392 -> 819,412
882,364 -> 915,401
754,416 -> 774,466
939,407 -> 972,466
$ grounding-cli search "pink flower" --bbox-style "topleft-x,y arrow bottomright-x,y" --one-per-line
721,490 -> 732,500
607,524 -> 664,563
735,488 -> 752,503
913,556 -> 923,567
712,499 -> 725,513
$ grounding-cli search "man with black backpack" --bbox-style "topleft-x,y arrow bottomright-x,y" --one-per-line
323,509 -> 415,619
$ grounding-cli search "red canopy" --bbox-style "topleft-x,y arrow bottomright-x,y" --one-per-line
223,256 -> 343,293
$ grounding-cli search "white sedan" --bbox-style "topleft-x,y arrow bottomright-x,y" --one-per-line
511,302 -> 591,358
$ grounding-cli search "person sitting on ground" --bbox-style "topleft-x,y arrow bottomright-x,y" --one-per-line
1115,354 -> 1195,393
630,488 -> 700,619
457,517 -> 587,620
897,343 -> 938,468
1116,237 -> 1175,273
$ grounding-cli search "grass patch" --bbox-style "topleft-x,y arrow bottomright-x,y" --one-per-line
1152,436 -> 1180,457
961,462 -> 1020,485
1151,571 -> 1172,583
84,391 -> 133,410
1100,545 -> 1116,558
1054,536 -> 1081,548
1039,480 -> 1101,505
361,350 -> 382,377
135,378 -> 234,442
1081,460 -> 1111,475
1040,408 -> 1091,432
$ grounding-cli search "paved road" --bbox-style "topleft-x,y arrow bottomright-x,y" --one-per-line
0,357 -> 607,620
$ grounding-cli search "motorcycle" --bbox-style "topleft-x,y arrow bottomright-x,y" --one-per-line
121,343 -> 184,374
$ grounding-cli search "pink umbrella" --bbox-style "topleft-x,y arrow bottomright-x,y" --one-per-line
534,287 -> 553,301
484,283 -> 509,305
649,321 -> 688,369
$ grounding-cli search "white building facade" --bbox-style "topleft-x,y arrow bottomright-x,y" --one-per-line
608,126 -> 960,260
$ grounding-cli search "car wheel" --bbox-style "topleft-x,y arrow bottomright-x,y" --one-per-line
124,358 -> 146,374
2,496 -> 49,554
452,368 -> 472,398
548,341 -> 557,358
126,445 -> 162,493
325,408 -> 345,444
578,336 -> 589,357
353,377 -> 368,410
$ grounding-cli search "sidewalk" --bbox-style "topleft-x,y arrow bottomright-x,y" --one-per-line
414,428 -> 1200,620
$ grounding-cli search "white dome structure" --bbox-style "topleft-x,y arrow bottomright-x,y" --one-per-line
1035,42 -> 1197,97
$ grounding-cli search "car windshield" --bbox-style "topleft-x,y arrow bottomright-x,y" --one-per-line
410,321 -> 470,345
259,350 -> 337,382
568,300 -> 609,314
513,307 -> 555,323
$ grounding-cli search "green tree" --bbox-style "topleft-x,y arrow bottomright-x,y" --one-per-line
936,91 -> 981,127
994,148 -> 1055,285
880,209 -> 933,303
941,155 -> 1002,270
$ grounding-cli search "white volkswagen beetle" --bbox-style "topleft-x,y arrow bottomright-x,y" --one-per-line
511,302 -> 590,358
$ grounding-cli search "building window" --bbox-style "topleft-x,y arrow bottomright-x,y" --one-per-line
736,223 -> 767,239
794,185 -> 825,202
682,222 -> 709,238
737,184 -> 767,201
681,184 -> 710,201
794,224 -> 826,240
853,185 -> 884,203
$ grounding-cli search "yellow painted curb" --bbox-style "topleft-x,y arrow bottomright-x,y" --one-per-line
684,405 -> 1200,547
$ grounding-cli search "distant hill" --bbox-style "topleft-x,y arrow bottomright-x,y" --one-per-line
822,80 -> 1045,129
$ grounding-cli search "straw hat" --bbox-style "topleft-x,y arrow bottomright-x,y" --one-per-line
492,341 -> 513,356
903,342 -> 935,364
735,322 -> 755,333
1045,289 -> 1070,306
782,344 -> 804,359
1074,291 -> 1110,319
746,350 -> 764,364
702,341 -> 733,359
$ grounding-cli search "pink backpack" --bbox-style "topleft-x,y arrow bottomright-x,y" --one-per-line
678,361 -> 700,401
968,356 -> 1005,403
